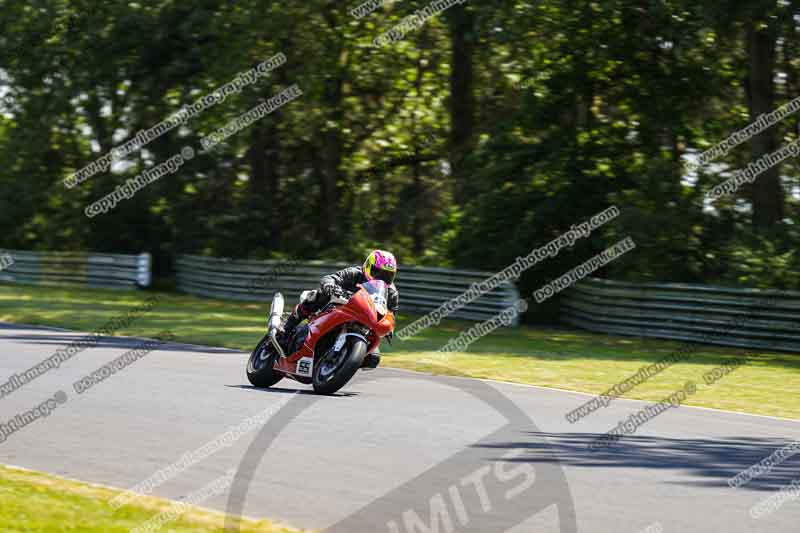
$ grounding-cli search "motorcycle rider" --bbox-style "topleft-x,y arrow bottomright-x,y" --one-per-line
279,250 -> 399,366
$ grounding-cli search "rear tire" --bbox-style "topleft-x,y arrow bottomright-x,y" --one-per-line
312,337 -> 367,395
247,334 -> 283,388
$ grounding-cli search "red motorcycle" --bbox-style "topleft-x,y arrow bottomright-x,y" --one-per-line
246,280 -> 395,394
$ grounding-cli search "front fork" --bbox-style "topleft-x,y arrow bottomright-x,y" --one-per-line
332,327 -> 384,370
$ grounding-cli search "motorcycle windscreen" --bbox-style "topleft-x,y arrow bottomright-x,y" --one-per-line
361,279 -> 389,316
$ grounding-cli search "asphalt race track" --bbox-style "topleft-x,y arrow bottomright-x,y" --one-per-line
1,323 -> 799,532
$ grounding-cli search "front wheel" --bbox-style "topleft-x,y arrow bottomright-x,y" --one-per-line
312,337 -> 367,395
247,334 -> 283,388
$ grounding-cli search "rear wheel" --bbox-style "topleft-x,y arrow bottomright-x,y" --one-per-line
247,334 -> 283,388
312,337 -> 367,395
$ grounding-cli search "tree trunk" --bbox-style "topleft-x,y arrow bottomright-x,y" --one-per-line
248,119 -> 281,249
448,5 -> 476,203
318,8 -> 347,244
320,89 -> 343,244
746,19 -> 784,229
411,38 -> 427,256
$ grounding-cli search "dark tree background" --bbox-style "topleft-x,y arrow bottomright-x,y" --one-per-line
1,0 -> 798,315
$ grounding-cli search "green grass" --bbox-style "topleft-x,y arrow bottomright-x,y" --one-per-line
0,283 -> 798,420
0,464 -> 307,533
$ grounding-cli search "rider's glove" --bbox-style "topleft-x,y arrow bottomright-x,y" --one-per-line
331,286 -> 345,298
321,283 -> 336,297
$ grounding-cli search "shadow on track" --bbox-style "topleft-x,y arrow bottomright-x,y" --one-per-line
0,325 -> 238,355
224,384 -> 359,397
475,431 -> 800,492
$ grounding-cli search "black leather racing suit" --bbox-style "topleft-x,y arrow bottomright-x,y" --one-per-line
283,266 -> 399,335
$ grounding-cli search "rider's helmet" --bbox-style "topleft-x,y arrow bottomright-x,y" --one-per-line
363,250 -> 397,285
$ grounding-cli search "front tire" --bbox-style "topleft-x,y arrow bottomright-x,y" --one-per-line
312,337 -> 367,395
247,334 -> 283,388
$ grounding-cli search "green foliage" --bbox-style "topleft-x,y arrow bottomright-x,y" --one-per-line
0,0 -> 798,314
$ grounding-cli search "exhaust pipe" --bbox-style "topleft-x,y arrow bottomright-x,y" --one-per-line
268,293 -> 286,358
268,293 -> 284,330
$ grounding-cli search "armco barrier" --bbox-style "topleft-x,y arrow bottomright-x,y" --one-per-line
0,250 -> 151,289
176,255 -> 521,324
562,278 -> 800,352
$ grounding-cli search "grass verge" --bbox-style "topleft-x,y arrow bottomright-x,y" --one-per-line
0,464 -> 307,533
0,283 -> 798,420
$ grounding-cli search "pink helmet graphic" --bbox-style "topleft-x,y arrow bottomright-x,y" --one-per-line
363,250 -> 397,285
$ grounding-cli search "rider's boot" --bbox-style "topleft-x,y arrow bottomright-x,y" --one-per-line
362,350 -> 381,370
277,306 -> 303,350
